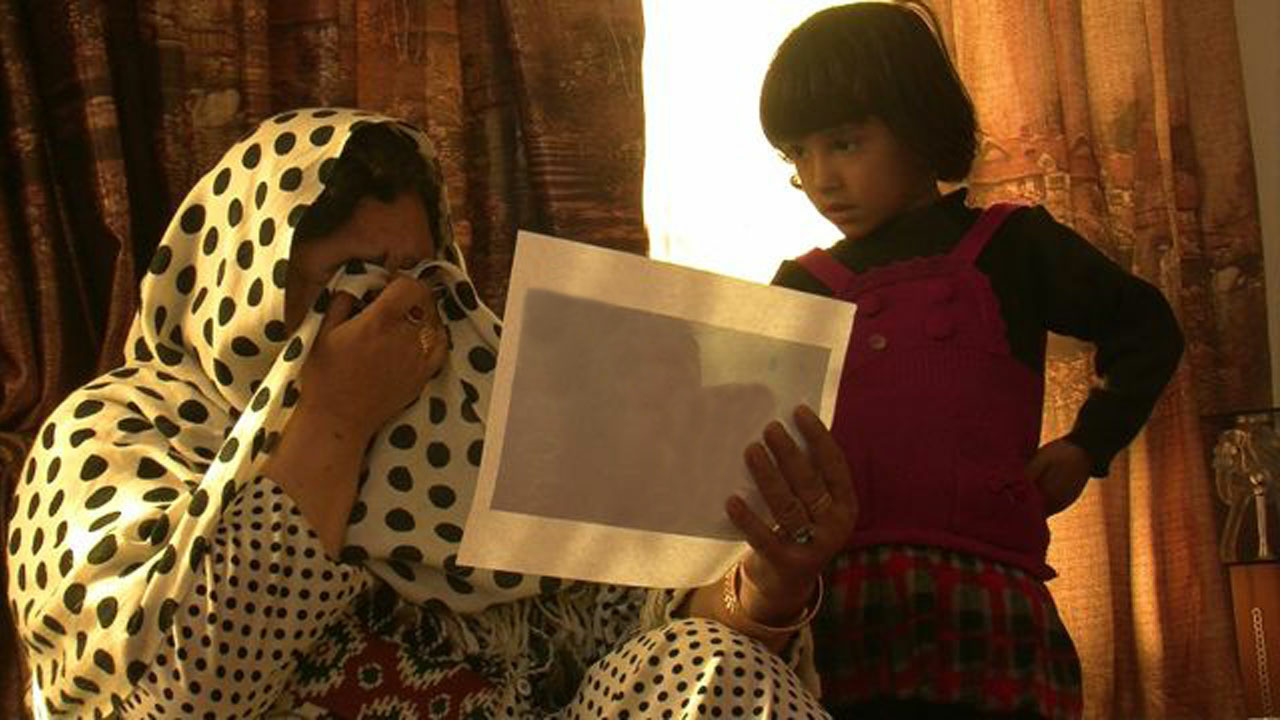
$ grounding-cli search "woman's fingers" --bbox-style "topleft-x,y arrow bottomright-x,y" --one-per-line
726,495 -> 789,561
374,275 -> 437,329
419,322 -> 450,379
737,406 -> 857,558
762,418 -> 827,508
318,291 -> 358,336
745,441 -> 810,534
298,273 -> 458,439
354,276 -> 444,375
726,406 -> 865,613
792,405 -> 856,515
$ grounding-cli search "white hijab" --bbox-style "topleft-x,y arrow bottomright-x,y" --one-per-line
128,108 -> 548,609
8,108 -> 561,712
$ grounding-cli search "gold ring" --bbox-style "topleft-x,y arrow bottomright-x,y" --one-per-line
417,325 -> 437,355
806,492 -> 833,515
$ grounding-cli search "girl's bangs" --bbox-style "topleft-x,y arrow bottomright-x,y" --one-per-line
760,40 -> 877,145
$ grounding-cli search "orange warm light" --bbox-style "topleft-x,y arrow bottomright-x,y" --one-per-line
641,1 -> 852,283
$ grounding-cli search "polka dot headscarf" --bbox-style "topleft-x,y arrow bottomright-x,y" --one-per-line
8,108 -> 553,713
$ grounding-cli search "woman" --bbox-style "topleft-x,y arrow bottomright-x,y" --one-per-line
7,109 -> 854,718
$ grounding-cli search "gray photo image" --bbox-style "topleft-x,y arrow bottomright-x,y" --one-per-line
490,288 -> 830,539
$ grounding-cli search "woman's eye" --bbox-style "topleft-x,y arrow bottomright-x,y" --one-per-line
833,138 -> 858,152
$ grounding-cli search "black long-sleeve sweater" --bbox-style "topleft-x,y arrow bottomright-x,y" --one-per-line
771,189 -> 1185,477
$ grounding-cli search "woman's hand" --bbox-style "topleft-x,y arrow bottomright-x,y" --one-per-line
264,275 -> 447,558
1026,437 -> 1091,516
678,406 -> 854,650
297,275 -> 448,444
728,405 -> 857,626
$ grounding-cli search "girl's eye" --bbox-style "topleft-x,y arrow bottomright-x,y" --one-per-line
833,138 -> 858,152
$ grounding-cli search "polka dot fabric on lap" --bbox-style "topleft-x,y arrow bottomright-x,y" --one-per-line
5,108 -> 548,717
564,619 -> 829,719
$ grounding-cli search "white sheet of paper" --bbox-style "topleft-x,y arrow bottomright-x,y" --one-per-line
457,231 -> 855,588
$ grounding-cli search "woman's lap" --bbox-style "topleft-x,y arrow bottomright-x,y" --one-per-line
560,618 -> 830,719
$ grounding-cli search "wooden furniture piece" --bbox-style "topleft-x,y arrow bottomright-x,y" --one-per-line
1229,562 -> 1280,718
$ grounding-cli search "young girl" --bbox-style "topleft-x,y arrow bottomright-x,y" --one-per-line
760,3 -> 1184,718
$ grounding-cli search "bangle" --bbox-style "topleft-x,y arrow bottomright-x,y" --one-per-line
721,559 -> 823,637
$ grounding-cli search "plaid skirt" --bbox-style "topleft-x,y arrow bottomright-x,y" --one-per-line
814,545 -> 1083,719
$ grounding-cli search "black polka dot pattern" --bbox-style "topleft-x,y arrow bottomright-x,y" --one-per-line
6,108 -> 818,719
562,618 -> 829,719
6,109 -> 448,717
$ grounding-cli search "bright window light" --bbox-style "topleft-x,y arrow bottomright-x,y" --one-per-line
642,1 -> 852,283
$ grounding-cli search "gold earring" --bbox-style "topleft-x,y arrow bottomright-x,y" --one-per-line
790,174 -> 803,189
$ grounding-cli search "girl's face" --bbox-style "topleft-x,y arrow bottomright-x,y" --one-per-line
285,191 -> 437,331
780,117 -> 939,240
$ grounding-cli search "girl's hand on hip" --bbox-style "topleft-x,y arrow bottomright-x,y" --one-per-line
297,275 -> 448,442
1026,438 -> 1092,516
726,405 -> 857,624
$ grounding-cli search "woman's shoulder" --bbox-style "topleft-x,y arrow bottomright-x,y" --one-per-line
29,374 -> 138,452
37,366 -> 189,426
23,364 -> 224,471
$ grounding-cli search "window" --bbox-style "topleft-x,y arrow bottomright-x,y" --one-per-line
642,1 -> 850,283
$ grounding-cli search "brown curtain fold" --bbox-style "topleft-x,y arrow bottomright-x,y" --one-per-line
933,0 -> 1264,716
0,0 -> 647,429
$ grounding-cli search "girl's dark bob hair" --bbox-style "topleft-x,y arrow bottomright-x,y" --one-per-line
759,1 -> 977,182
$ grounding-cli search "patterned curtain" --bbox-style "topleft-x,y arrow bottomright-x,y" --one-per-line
0,1 -> 1267,718
0,1 -> 644,716
928,0 -> 1264,717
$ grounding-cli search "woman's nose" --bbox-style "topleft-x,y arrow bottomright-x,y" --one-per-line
389,234 -> 437,270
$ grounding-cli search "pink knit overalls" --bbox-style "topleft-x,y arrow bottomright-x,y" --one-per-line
797,204 -> 1053,579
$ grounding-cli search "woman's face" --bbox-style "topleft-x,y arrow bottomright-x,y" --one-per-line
284,191 -> 437,331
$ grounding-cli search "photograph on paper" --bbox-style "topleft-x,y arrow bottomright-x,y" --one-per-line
458,231 -> 854,588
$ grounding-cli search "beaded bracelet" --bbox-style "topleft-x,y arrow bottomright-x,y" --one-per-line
721,559 -> 823,637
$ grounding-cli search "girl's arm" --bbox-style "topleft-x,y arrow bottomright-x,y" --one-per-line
1017,208 -> 1186,476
